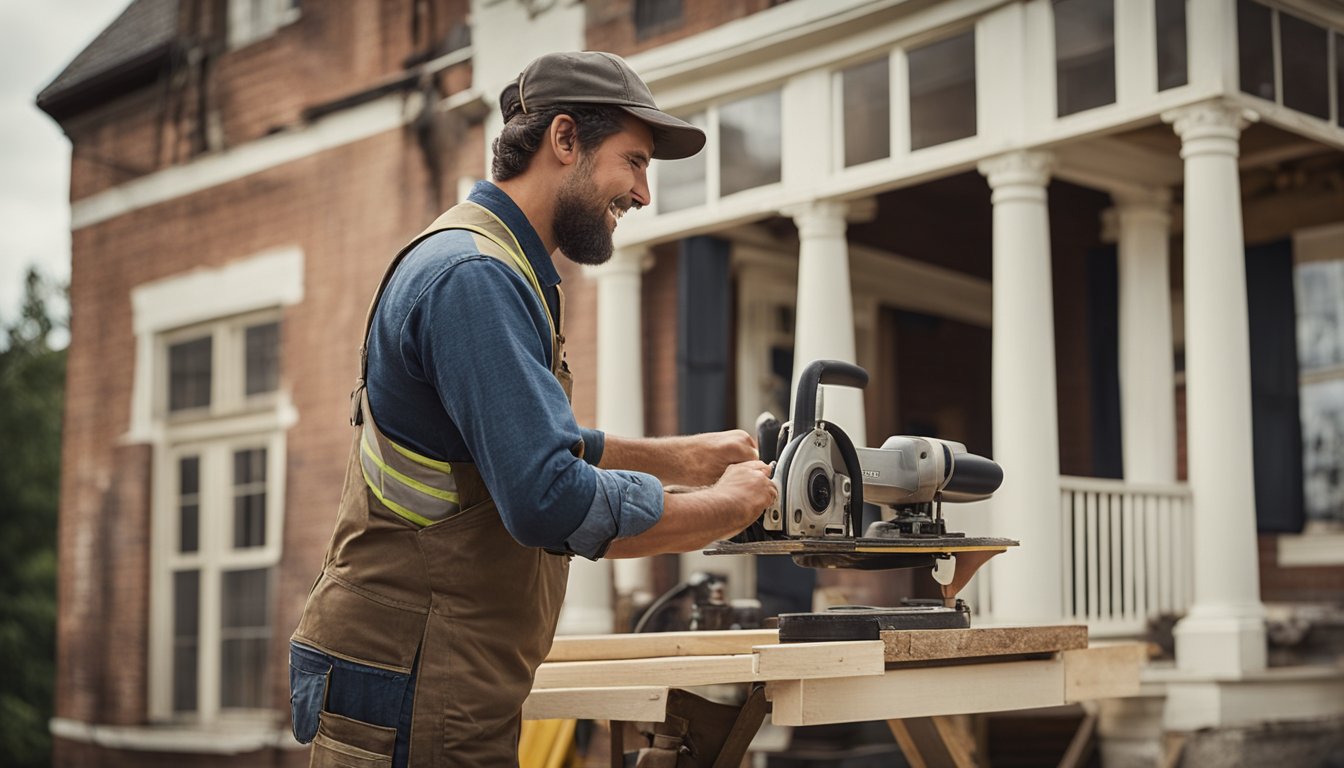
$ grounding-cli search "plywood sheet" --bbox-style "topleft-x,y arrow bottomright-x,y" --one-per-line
882,625 -> 1089,663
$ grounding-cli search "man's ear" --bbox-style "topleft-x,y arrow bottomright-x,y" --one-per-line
549,114 -> 580,167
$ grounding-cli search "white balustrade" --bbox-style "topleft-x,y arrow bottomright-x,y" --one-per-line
1059,476 -> 1193,637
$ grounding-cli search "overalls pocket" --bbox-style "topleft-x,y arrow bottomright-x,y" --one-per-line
289,644 -> 332,743
312,711 -> 397,768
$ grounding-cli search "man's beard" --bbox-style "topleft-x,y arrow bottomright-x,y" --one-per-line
553,159 -> 615,266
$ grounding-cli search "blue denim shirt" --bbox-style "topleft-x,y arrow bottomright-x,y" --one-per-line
365,181 -> 663,558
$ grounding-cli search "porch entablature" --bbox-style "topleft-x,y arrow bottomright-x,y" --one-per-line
615,0 -> 1344,251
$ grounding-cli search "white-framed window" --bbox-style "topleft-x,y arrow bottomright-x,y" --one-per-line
229,0 -> 301,49
151,311 -> 287,722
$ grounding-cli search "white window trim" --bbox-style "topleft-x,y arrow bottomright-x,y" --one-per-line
128,246 -> 303,445
228,0 -> 302,50
131,248 -> 302,725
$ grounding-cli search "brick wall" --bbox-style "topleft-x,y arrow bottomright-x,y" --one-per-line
1259,535 -> 1344,604
642,243 -> 680,437
54,120 -> 457,765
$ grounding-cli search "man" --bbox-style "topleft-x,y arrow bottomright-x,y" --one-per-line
289,51 -> 777,767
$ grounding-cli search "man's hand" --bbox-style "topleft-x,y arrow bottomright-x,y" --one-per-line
599,430 -> 759,488
605,459 -> 776,558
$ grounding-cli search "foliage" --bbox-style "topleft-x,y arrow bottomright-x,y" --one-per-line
0,268 -> 67,767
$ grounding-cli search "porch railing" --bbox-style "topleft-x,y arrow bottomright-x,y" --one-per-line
1059,476 -> 1193,637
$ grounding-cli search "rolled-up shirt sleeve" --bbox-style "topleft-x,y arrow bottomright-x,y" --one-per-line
407,256 -> 661,555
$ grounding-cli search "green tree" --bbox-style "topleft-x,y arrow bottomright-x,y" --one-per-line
0,267 -> 67,767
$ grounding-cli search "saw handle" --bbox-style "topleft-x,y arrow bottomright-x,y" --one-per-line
793,360 -> 869,431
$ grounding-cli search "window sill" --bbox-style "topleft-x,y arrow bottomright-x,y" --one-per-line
50,717 -> 304,753
1277,526 -> 1344,567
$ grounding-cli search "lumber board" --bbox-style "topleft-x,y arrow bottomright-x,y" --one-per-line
533,640 -> 884,690
522,686 -> 668,722
545,629 -> 779,662
1063,644 -> 1146,703
881,625 -> 1089,664
767,643 -> 1145,726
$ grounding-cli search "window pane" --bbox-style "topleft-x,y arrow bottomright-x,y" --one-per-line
172,570 -> 199,712
168,336 -> 212,412
842,57 -> 891,167
1301,379 -> 1344,523
1237,0 -> 1275,100
233,448 -> 267,548
719,90 -> 782,197
657,112 -> 708,213
1054,0 -> 1116,116
1155,0 -> 1188,91
1279,12 -> 1329,119
178,457 -> 199,553
1337,33 -> 1343,128
221,568 -> 271,709
908,32 -> 977,150
1296,260 -> 1344,372
634,0 -> 682,39
244,321 -> 280,396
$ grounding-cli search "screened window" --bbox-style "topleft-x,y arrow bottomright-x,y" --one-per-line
179,456 -> 200,554
1237,0 -> 1275,100
1280,12 -> 1330,120
233,448 -> 268,549
1155,0 -> 1188,91
634,0 -> 682,39
172,570 -> 200,713
719,90 -> 782,197
656,112 -> 708,213
1053,0 -> 1116,116
245,321 -> 280,396
1297,258 -> 1344,523
842,57 -> 891,167
220,568 -> 271,708
169,337 -> 212,412
908,31 -> 977,150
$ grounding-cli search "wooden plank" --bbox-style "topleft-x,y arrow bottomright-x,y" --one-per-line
753,640 -> 885,679
522,686 -> 668,722
768,658 -> 1066,726
1063,643 -> 1146,703
546,629 -> 779,662
536,640 -> 885,690
534,654 -> 754,690
880,625 -> 1088,663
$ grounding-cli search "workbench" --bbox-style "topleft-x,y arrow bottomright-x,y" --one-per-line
522,625 -> 1145,766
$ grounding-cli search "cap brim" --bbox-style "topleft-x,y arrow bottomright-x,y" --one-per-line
620,105 -> 707,160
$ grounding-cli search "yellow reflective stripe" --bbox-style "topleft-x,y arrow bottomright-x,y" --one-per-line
360,463 -> 437,527
386,438 -> 453,473
361,437 -> 460,503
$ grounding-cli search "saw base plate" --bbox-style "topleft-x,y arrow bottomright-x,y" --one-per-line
706,536 -> 1017,570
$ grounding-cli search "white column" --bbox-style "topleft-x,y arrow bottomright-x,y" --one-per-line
1163,100 -> 1266,676
1109,191 -> 1178,484
558,248 -> 650,635
783,200 -> 867,448
979,150 -> 1063,623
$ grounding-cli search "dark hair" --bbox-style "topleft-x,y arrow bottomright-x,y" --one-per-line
491,82 -> 626,181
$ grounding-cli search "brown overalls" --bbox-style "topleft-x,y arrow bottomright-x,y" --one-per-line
292,201 -> 575,766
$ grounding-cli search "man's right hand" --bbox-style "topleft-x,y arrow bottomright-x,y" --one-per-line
711,459 -> 776,528
604,460 -> 777,559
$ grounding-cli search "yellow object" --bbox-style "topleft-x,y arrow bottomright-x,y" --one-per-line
518,718 -> 578,768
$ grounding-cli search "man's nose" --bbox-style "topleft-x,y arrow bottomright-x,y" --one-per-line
632,168 -> 651,209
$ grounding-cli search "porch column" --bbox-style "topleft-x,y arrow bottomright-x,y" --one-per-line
1111,191 -> 1178,483
558,248 -> 651,635
597,248 -> 655,606
783,200 -> 866,447
1163,100 -> 1266,675
978,150 -> 1063,623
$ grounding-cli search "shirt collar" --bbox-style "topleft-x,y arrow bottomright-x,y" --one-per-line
466,180 -> 561,288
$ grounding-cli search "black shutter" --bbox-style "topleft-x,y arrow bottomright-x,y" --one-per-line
1088,245 -> 1124,479
1246,239 -> 1306,533
677,236 -> 731,435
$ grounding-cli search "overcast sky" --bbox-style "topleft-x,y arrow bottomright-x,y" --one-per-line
0,0 -> 129,339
